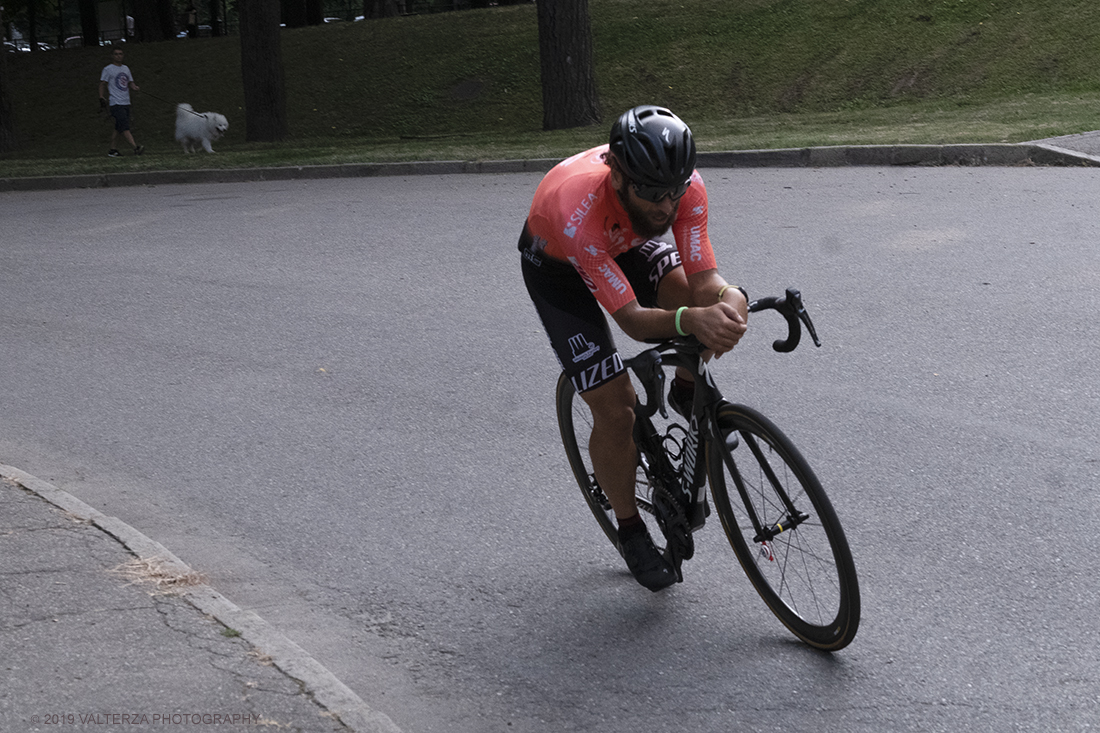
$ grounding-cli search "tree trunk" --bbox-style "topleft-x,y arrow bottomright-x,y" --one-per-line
536,0 -> 601,131
362,0 -> 400,18
79,0 -> 99,46
281,0 -> 307,27
27,0 -> 39,52
157,0 -> 177,38
239,0 -> 288,142
131,0 -> 175,42
208,0 -> 221,36
284,0 -> 325,27
0,7 -> 16,152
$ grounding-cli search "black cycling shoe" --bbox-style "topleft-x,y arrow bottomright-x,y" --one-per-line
618,524 -> 677,592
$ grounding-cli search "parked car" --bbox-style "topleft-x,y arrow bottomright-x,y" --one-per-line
6,40 -> 54,51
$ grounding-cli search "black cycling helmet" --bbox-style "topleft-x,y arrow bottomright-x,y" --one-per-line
608,105 -> 697,196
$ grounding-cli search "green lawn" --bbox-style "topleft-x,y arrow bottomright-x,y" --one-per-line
3,0 -> 1099,178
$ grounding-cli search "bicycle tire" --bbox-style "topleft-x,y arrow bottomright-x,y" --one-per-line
555,373 -> 669,556
707,402 -> 860,651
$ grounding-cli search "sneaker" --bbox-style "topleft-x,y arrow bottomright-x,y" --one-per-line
618,524 -> 677,592
107,149 -> 120,157
134,145 -> 144,155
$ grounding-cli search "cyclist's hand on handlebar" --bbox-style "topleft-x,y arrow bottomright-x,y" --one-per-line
684,302 -> 747,357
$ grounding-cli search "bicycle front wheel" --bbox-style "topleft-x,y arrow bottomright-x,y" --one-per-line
707,403 -> 860,651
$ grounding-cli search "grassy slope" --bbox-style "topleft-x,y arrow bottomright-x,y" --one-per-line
3,0 -> 1100,174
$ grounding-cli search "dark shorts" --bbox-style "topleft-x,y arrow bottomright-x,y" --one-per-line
110,105 -> 132,132
519,223 -> 682,394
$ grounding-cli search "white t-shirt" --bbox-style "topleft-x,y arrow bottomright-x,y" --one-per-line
100,63 -> 134,106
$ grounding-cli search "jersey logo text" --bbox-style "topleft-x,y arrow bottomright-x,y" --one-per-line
568,333 -> 600,363
597,264 -> 628,294
689,225 -> 703,262
571,353 -> 625,393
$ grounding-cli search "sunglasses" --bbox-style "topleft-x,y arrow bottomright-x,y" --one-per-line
630,179 -> 691,203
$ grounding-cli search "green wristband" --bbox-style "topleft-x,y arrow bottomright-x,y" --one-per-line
675,306 -> 689,336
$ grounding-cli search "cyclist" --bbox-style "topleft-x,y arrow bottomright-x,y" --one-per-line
519,105 -> 749,591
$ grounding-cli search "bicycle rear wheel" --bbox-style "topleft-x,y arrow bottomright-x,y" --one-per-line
555,373 -> 669,556
707,403 -> 860,651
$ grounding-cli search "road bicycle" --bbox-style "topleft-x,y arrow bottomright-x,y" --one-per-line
556,288 -> 860,651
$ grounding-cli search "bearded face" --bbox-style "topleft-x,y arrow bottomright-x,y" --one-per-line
611,165 -> 683,240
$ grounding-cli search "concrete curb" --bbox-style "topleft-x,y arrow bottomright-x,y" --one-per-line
0,157 -> 562,192
0,463 -> 404,733
698,142 -> 1100,168
3,142 -> 1099,193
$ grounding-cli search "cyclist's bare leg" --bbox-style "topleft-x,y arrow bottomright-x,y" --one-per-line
579,373 -> 641,520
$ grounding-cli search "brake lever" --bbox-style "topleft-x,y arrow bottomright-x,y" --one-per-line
799,305 -> 822,347
786,288 -> 822,348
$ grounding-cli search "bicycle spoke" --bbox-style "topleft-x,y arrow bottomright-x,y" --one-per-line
737,435 -> 841,624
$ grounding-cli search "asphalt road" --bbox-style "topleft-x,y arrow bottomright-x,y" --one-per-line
2,166 -> 1099,732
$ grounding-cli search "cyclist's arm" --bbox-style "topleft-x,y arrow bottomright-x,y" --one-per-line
687,268 -> 749,319
683,268 -> 748,356
609,300 -> 680,342
610,279 -> 747,354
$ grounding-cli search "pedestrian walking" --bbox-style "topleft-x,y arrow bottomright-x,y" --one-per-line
98,46 -> 144,157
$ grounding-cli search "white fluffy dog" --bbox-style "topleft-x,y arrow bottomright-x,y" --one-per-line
175,103 -> 228,153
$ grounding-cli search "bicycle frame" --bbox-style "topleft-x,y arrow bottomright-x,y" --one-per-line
627,288 -> 823,550
626,345 -> 723,530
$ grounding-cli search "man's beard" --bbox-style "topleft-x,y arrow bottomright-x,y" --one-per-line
614,179 -> 680,240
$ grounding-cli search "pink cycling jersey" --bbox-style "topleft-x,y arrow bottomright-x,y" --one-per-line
525,144 -> 716,313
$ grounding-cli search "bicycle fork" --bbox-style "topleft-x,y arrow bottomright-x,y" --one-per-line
716,420 -> 810,552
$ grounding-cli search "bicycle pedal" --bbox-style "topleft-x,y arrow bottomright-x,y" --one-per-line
662,548 -> 685,583
668,521 -> 695,562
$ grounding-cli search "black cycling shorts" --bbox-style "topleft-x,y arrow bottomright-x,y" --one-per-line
519,223 -> 682,394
